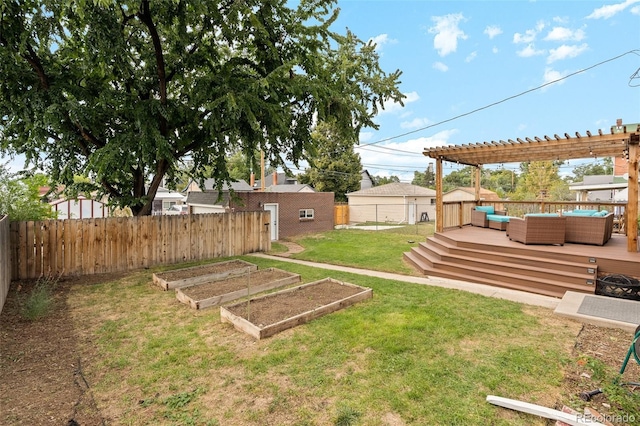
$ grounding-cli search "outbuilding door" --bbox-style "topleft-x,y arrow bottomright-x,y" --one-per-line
264,203 -> 279,241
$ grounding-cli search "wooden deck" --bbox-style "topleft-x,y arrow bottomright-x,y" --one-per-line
404,226 -> 639,298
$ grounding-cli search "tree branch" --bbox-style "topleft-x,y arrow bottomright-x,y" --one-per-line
137,0 -> 168,138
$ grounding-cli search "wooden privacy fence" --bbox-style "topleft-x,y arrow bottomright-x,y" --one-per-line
1,216 -> 10,313
9,212 -> 271,281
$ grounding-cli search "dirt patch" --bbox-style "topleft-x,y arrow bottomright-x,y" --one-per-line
0,274 -> 129,426
179,268 -> 295,300
224,279 -> 367,326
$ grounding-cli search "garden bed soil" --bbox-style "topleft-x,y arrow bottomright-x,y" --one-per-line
152,259 -> 257,290
220,278 -> 373,339
175,268 -> 301,310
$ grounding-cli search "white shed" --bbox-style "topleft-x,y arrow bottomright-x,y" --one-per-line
346,182 -> 436,224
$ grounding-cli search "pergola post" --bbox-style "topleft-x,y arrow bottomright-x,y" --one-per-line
435,158 -> 443,232
474,166 -> 481,202
627,134 -> 639,251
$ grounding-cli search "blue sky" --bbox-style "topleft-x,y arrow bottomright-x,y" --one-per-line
298,0 -> 640,181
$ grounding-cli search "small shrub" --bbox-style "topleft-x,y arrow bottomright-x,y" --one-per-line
18,274 -> 59,321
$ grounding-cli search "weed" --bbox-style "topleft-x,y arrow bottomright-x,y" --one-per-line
18,274 -> 59,320
334,405 -> 361,426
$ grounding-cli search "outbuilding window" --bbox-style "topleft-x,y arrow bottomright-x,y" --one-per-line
299,209 -> 314,219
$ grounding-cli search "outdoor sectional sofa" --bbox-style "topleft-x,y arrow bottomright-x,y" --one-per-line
507,214 -> 566,245
563,210 -> 614,246
471,206 -> 510,230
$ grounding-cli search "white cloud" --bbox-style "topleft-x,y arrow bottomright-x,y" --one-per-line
544,27 -> 586,42
492,46 -> 499,54
400,117 -> 431,129
465,51 -> 477,62
586,0 -> 640,19
432,61 -> 449,72
547,43 -> 588,63
484,25 -> 502,39
428,13 -> 468,57
369,33 -> 398,52
632,4 -> 640,14
513,20 -> 545,44
541,67 -> 567,90
378,91 -> 419,115
356,130 -> 459,181
517,43 -> 545,58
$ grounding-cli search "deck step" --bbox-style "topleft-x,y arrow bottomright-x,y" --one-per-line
418,241 -> 596,285
403,251 -> 592,299
404,231 -> 600,298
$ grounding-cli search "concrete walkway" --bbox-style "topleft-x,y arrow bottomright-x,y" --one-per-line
249,252 -> 639,332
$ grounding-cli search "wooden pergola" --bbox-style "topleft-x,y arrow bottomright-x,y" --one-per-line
423,127 -> 640,252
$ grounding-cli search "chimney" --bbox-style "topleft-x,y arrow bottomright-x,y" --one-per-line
250,172 -> 255,187
273,171 -> 278,186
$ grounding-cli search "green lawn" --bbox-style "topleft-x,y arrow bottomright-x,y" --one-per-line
67,224 -> 638,425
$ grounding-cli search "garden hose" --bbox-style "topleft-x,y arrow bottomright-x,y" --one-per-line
619,325 -> 640,375
580,325 -> 640,402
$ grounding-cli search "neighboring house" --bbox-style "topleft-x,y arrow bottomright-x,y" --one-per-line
186,180 -> 254,214
568,175 -> 628,202
443,187 -> 501,203
360,170 -> 374,190
152,186 -> 187,215
253,172 -> 299,189
50,195 -> 109,219
346,182 -> 436,224
185,179 -> 334,239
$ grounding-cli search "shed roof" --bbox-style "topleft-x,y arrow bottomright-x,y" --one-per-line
347,182 -> 436,197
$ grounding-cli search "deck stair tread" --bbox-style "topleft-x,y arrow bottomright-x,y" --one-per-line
403,251 -> 589,298
432,232 -> 594,264
404,252 -> 564,298
404,250 -> 594,292
420,237 -> 593,267
419,240 -> 595,281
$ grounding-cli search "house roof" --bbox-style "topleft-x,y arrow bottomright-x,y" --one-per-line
253,172 -> 298,188
347,182 -> 436,197
185,191 -> 226,206
154,186 -> 186,200
264,184 -> 315,193
200,179 -> 253,191
423,128 -> 637,166
568,175 -> 629,191
445,186 -> 501,199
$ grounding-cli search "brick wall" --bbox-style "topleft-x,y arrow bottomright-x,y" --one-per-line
231,192 -> 335,239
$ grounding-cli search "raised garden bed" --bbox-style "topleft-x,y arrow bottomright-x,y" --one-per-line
175,268 -> 301,310
152,259 -> 257,290
220,278 -> 373,339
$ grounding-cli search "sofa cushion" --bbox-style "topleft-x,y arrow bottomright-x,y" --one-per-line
565,209 -> 599,216
475,206 -> 494,214
594,210 -> 609,216
487,214 -> 510,223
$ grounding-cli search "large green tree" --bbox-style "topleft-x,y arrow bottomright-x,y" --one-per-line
570,157 -> 613,183
299,121 -> 362,201
511,161 -> 570,201
0,0 -> 404,215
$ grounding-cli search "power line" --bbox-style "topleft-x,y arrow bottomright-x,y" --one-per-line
357,49 -> 640,149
